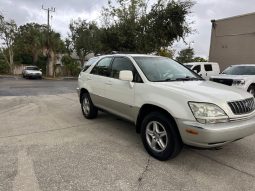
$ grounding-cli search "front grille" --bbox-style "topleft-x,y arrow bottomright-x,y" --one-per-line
228,98 -> 255,115
210,78 -> 233,86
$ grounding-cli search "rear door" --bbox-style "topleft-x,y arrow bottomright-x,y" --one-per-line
87,57 -> 112,107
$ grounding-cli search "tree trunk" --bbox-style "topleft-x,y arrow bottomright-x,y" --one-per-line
8,48 -> 14,75
32,51 -> 39,65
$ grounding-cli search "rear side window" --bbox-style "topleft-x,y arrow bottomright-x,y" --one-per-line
204,64 -> 212,71
91,57 -> 112,77
193,65 -> 201,73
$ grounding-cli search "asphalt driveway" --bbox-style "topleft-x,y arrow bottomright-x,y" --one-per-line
0,78 -> 255,191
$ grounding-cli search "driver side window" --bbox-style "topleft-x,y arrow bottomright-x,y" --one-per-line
91,57 -> 112,77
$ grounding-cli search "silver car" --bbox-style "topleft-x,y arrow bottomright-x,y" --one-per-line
22,66 -> 42,79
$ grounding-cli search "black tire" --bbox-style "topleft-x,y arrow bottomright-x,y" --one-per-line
247,85 -> 255,97
81,92 -> 98,119
141,112 -> 183,161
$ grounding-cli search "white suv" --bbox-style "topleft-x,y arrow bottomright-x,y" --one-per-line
210,64 -> 255,97
77,54 -> 255,160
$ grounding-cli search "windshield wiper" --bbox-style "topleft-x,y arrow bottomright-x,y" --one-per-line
175,76 -> 203,81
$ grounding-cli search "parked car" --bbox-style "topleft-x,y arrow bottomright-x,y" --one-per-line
22,66 -> 42,79
77,54 -> 255,160
210,64 -> 255,97
184,62 -> 220,80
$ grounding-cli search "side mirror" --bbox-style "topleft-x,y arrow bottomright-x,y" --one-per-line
119,70 -> 133,81
193,69 -> 198,73
39,69 -> 42,71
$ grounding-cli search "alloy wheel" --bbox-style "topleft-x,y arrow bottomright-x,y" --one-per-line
145,121 -> 168,152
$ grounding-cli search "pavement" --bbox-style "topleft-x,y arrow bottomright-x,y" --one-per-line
0,78 -> 255,191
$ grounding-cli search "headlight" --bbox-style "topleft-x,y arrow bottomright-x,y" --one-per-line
233,79 -> 245,86
189,102 -> 229,124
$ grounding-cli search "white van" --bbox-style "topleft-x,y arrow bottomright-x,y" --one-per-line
184,62 -> 220,80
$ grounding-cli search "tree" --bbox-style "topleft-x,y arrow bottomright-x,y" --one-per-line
0,15 -> 17,74
193,57 -> 207,62
47,30 -> 65,77
158,47 -> 175,58
176,47 -> 208,63
61,55 -> 80,76
14,23 -> 47,64
176,47 -> 194,63
69,19 -> 101,64
100,0 -> 194,53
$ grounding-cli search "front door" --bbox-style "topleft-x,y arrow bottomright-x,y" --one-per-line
103,57 -> 136,121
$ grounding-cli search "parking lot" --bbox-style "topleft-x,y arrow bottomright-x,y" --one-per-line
0,78 -> 255,191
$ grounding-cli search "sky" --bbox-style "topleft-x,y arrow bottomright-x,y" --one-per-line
0,0 -> 255,58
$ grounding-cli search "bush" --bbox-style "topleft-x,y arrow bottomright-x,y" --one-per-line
61,55 -> 80,76
0,60 -> 9,74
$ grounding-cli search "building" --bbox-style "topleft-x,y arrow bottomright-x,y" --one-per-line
209,12 -> 255,71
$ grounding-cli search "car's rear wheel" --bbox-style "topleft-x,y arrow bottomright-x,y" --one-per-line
141,112 -> 183,161
81,92 -> 98,119
248,85 -> 255,97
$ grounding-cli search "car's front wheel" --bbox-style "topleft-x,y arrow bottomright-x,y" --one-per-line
81,92 -> 98,119
141,112 -> 183,161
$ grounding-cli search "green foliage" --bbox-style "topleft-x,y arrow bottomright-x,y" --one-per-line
176,47 -> 194,63
0,14 -> 17,74
0,51 -> 9,74
61,55 -> 80,76
158,48 -> 175,58
193,56 -> 207,62
176,47 -> 207,63
69,20 -> 101,63
14,23 -> 47,64
99,0 -> 194,53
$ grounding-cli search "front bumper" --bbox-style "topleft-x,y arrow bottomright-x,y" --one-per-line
176,115 -> 255,148
26,73 -> 42,78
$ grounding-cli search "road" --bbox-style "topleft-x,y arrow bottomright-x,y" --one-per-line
0,77 -> 76,96
0,78 -> 255,191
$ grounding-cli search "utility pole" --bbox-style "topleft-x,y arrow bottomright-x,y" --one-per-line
42,5 -> 55,77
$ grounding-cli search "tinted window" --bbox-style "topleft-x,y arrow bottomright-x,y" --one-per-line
111,57 -> 135,78
222,65 -> 255,75
111,57 -> 143,83
185,65 -> 192,69
26,67 -> 39,71
91,57 -> 112,76
193,65 -> 201,73
133,57 -> 201,82
204,64 -> 212,71
82,57 -> 100,72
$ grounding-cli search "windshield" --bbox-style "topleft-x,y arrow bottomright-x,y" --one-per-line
26,67 -> 39,71
222,65 -> 255,75
133,57 -> 202,82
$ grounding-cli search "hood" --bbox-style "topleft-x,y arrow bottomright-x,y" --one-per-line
151,80 -> 252,103
210,74 -> 250,80
26,70 -> 42,74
